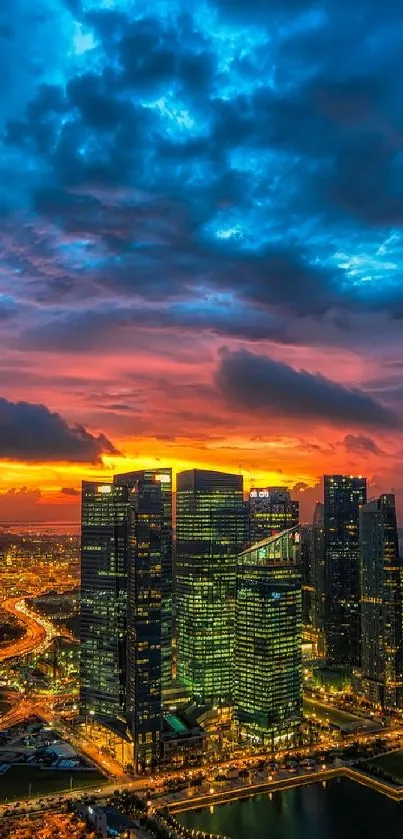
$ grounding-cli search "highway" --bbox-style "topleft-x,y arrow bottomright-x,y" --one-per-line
0,595 -> 75,663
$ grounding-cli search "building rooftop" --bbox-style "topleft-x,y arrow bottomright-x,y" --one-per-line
239,525 -> 299,556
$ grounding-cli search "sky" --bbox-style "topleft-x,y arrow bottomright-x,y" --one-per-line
0,0 -> 403,524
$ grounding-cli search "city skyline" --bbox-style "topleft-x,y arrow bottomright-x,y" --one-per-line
1,0 -> 403,526
3,0 -> 403,831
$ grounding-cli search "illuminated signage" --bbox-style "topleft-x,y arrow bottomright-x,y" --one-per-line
250,489 -> 269,498
98,485 -> 112,494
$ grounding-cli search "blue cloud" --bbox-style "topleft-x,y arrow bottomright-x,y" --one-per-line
2,0 -> 403,351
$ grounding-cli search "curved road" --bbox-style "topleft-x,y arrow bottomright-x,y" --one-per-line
0,595 -> 75,663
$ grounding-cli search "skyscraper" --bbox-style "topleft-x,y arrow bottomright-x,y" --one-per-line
114,468 -> 173,691
312,501 -> 326,656
359,494 -> 403,710
80,471 -> 165,770
324,475 -> 367,667
176,469 -> 245,704
300,525 -> 315,630
234,528 -> 302,747
80,481 -> 129,718
126,475 -> 163,769
248,487 -> 299,544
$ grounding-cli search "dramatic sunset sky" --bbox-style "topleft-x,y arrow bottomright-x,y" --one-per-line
0,0 -> 403,524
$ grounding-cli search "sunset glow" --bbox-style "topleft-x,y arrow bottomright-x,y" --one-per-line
0,0 -> 402,524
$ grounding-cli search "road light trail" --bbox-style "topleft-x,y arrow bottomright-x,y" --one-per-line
0,595 -> 75,663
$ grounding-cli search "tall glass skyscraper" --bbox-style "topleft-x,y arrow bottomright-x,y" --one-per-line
80,472 -> 166,769
248,487 -> 299,544
234,528 -> 302,747
176,469 -> 245,704
80,481 -> 129,718
324,475 -> 367,667
114,469 -> 173,691
312,501 -> 326,656
359,494 -> 403,710
300,524 -> 315,630
126,475 -> 163,770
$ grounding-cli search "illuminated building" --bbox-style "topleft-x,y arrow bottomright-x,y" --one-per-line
126,475 -> 163,770
80,473 -> 165,770
234,528 -> 302,746
312,501 -> 326,656
114,468 -> 173,691
176,469 -> 245,704
80,481 -> 129,718
359,494 -> 403,709
248,487 -> 299,544
324,475 -> 367,667
300,525 -> 315,630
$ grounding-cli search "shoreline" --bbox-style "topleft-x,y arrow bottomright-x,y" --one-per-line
167,765 -> 403,813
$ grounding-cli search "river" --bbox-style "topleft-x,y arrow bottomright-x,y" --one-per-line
177,778 -> 403,838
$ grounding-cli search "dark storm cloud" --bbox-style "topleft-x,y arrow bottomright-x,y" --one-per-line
0,396 -> 118,461
61,486 -> 80,496
2,0 -> 403,351
215,348 -> 400,429
343,434 -> 384,455
116,16 -> 216,95
16,300 -> 288,352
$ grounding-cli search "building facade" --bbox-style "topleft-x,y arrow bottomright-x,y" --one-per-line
324,475 -> 367,667
233,528 -> 302,747
359,494 -> 403,710
126,475 -> 163,770
300,525 -> 314,631
312,501 -> 326,657
80,471 -> 166,769
114,469 -> 173,691
80,481 -> 129,718
248,487 -> 299,545
176,469 -> 245,704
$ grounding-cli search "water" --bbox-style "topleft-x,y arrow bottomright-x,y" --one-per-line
177,779 -> 403,838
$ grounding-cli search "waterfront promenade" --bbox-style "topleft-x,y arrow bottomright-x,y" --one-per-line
167,765 -> 403,814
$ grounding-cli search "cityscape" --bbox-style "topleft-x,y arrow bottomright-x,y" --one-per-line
2,0 -> 403,837
2,473 -> 403,837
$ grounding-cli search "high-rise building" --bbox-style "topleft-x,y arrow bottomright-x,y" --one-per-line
234,528 -> 302,747
80,472 -> 165,770
300,525 -> 315,630
126,475 -> 163,770
80,481 -> 129,718
324,475 -> 367,667
359,494 -> 403,710
248,487 -> 299,544
176,469 -> 245,704
312,501 -> 326,656
114,468 -> 173,691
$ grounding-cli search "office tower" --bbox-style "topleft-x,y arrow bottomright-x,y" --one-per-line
80,481 -> 129,718
126,475 -> 163,770
114,468 -> 173,690
312,502 -> 326,655
80,472 -> 164,770
359,494 -> 403,710
300,525 -> 315,630
324,475 -> 367,667
176,469 -> 245,704
234,528 -> 302,747
248,487 -> 299,544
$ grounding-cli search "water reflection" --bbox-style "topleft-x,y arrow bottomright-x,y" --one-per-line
178,779 -> 403,839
